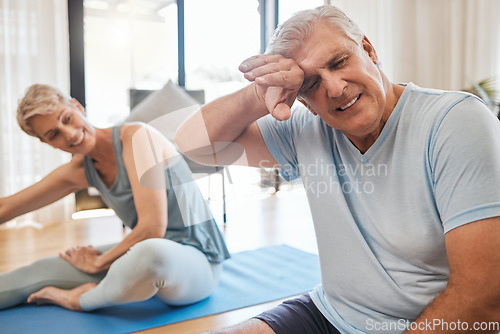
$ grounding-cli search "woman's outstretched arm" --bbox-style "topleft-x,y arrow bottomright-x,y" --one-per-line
0,155 -> 88,225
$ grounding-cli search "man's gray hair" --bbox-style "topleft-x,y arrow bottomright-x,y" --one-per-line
267,5 -> 364,57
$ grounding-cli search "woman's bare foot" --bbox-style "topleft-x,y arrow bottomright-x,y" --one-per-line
27,283 -> 97,311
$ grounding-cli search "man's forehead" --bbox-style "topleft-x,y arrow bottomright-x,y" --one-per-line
294,45 -> 353,75
291,24 -> 356,66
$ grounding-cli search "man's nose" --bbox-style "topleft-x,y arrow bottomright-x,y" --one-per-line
323,73 -> 346,98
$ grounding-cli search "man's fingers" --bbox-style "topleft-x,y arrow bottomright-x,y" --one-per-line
239,54 -> 297,81
241,54 -> 302,121
253,71 -> 302,89
265,86 -> 295,121
272,103 -> 292,121
244,61 -> 286,79
243,62 -> 300,86
239,54 -> 283,73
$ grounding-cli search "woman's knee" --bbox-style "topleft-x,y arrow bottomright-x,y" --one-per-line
128,239 -> 178,274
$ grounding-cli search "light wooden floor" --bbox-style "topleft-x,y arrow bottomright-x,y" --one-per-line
0,172 -> 317,333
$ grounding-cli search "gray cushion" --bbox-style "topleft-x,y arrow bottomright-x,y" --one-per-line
126,80 -> 201,143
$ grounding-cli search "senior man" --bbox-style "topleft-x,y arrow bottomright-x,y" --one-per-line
176,5 -> 500,334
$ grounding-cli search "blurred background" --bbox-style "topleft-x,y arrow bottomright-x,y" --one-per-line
1,0 -> 499,225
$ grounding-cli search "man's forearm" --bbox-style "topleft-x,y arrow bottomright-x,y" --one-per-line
406,288 -> 500,334
176,83 -> 268,163
205,83 -> 268,142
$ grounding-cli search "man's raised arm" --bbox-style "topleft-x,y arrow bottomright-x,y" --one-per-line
175,54 -> 304,169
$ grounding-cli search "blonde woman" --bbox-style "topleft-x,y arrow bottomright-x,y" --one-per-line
0,84 -> 229,311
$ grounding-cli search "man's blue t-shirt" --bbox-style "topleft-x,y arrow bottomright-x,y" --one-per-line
257,83 -> 500,333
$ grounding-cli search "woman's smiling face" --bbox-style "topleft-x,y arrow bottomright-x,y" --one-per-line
29,100 -> 96,154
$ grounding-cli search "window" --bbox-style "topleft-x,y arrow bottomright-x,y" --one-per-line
184,0 -> 260,102
81,0 -> 263,126
83,0 -> 178,127
79,0 -> 327,126
278,0 -> 324,24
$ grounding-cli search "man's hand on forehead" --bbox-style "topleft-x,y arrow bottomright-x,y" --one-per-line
239,54 -> 304,121
239,54 -> 304,87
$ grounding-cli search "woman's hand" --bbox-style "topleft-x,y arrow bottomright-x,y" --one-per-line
239,54 -> 304,121
59,245 -> 105,274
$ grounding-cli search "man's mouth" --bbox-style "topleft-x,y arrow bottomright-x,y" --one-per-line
337,95 -> 360,111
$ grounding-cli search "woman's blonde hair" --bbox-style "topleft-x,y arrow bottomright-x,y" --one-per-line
17,84 -> 74,137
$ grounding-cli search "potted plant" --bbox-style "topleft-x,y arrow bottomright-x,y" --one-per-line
464,77 -> 499,119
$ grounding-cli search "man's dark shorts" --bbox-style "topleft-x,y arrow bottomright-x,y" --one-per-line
254,293 -> 341,334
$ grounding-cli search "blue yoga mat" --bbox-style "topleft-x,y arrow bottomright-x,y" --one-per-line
0,245 -> 320,334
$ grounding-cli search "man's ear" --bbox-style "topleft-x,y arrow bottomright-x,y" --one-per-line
72,98 -> 85,115
361,35 -> 378,65
298,97 -> 317,116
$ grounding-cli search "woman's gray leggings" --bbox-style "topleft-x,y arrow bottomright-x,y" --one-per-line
0,238 -> 222,311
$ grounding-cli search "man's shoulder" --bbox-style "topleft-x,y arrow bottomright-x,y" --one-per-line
406,83 -> 481,110
401,83 -> 485,126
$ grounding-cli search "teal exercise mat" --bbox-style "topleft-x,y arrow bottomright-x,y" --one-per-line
0,245 -> 320,334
